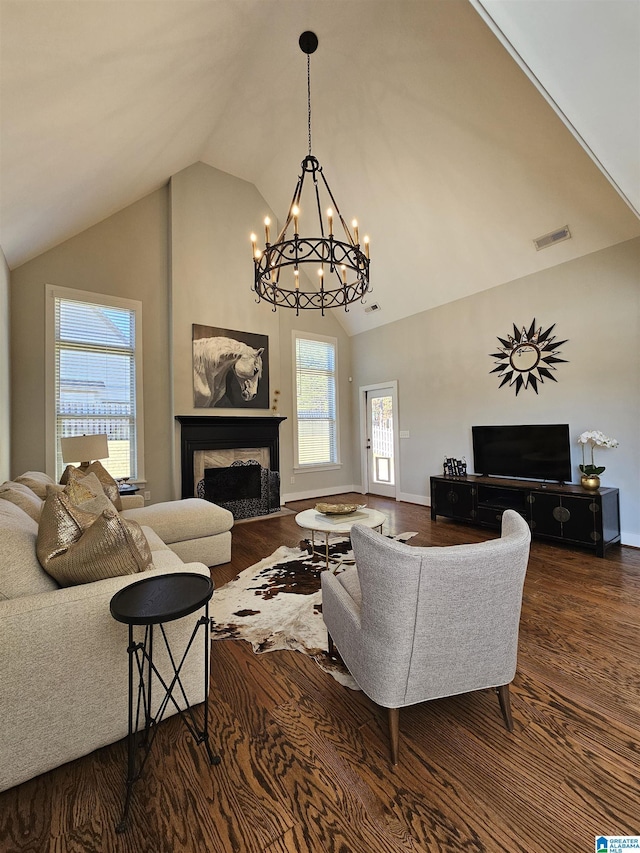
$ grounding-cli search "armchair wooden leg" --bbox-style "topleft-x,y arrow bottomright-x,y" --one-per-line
327,632 -> 335,656
388,707 -> 400,765
497,684 -> 514,732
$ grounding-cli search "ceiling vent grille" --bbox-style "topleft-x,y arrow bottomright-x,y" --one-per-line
534,225 -> 571,251
364,303 -> 381,313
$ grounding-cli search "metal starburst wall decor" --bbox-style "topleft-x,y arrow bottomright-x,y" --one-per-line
490,319 -> 568,395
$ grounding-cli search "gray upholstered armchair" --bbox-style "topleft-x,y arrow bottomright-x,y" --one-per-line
321,509 -> 531,764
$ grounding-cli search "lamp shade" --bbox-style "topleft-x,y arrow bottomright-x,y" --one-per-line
60,434 -> 109,465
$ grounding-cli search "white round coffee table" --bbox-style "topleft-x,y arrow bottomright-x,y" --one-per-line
295,506 -> 387,568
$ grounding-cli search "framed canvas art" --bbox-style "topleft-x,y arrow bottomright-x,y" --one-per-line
192,324 -> 269,409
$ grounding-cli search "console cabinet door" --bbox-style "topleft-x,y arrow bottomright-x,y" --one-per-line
530,492 -> 596,545
530,492 -> 563,538
561,495 -> 600,546
432,480 -> 475,521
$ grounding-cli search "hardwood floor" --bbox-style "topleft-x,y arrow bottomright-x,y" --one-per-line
1,493 -> 638,852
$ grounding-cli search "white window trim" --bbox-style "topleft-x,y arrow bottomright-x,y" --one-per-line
45,284 -> 145,482
292,329 -> 341,472
292,463 -> 342,474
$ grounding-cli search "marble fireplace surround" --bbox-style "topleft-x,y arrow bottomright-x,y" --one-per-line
175,415 -> 286,501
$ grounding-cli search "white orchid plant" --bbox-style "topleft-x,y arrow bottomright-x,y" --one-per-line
577,430 -> 619,477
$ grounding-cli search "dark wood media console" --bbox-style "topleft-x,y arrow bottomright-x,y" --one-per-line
430,475 -> 621,558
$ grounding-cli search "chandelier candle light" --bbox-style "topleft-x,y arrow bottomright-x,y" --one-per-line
250,31 -> 371,315
577,430 -> 619,491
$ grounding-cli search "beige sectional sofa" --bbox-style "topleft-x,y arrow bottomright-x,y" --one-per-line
120,497 -> 232,566
0,473 -> 233,792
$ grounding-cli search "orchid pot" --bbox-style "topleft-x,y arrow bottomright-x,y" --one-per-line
580,474 -> 601,491
577,430 -> 618,491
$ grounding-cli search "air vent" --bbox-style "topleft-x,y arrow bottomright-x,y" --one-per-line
364,303 -> 381,313
534,225 -> 571,251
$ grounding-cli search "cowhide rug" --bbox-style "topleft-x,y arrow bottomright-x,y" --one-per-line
210,532 -> 417,689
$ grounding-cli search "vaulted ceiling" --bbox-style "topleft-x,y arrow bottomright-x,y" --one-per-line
1,0 -> 638,335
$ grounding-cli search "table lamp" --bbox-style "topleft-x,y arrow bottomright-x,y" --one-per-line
60,434 -> 109,469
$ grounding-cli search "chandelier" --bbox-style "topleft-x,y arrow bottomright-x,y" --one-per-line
251,31 -> 370,315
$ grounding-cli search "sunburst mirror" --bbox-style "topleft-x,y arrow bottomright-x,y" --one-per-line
490,319 -> 568,395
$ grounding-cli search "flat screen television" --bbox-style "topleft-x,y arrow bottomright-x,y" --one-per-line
472,424 -> 572,483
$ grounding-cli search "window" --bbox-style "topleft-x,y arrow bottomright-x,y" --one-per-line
46,286 -> 144,482
293,332 -> 339,469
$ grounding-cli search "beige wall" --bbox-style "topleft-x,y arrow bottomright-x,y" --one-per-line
8,159 -> 635,540
351,237 -> 640,546
10,189 -> 173,502
0,249 -> 10,482
169,162 -> 354,500
9,163 -> 354,503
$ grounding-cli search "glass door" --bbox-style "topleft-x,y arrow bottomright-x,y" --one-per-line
366,388 -> 396,498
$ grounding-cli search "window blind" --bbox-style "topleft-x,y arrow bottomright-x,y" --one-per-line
295,336 -> 337,466
54,297 -> 137,480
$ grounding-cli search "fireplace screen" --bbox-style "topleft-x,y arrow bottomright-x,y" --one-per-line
203,465 -> 261,503
196,460 -> 280,520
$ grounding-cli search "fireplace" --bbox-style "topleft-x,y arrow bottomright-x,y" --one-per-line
175,416 -> 286,518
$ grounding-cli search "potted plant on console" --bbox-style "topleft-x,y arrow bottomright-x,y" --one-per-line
578,430 -> 619,491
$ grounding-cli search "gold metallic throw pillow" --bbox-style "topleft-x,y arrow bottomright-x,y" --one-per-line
65,462 -> 123,511
38,491 -> 96,561
37,491 -> 151,587
59,464 -> 74,486
63,475 -> 97,503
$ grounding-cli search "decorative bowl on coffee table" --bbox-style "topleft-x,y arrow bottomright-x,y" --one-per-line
315,503 -> 360,515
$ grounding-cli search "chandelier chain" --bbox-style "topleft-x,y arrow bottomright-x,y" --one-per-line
307,54 -> 312,156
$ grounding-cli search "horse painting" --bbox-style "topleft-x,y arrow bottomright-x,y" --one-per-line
193,336 -> 264,408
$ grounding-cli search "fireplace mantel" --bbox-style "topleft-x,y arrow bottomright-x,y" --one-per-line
175,415 -> 286,500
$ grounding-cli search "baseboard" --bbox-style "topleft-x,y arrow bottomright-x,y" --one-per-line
621,531 -> 640,548
282,485 -> 363,504
234,507 -> 295,524
397,492 -> 430,506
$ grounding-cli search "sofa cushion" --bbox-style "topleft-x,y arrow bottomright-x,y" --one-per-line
0,500 -> 59,599
168,532 -> 231,567
0,481 -> 43,522
15,471 -> 57,500
65,462 -> 122,511
120,498 -> 233,545
37,491 -> 152,587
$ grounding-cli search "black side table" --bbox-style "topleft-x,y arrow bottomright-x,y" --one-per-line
117,482 -> 140,495
110,572 -> 220,832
